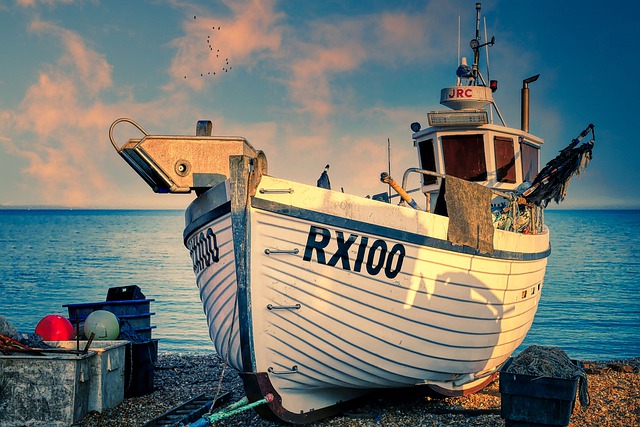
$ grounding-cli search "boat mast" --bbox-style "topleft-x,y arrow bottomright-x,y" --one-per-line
468,2 -> 505,125
469,3 -> 494,87
471,3 -> 481,86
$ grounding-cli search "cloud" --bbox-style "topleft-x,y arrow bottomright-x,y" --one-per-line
288,35 -> 366,121
1,1 -> 286,208
220,0 -> 283,61
179,2 -> 460,193
167,0 -> 283,91
1,0 -> 544,209
16,0 -> 73,6
375,12 -> 436,63
282,1 -> 457,133
0,20 -> 121,207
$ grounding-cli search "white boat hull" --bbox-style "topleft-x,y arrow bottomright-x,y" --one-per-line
184,174 -> 549,423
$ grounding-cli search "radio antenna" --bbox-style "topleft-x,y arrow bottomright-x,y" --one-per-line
484,16 -> 493,123
387,138 -> 391,199
457,14 -> 461,84
472,2 -> 481,84
483,17 -> 491,82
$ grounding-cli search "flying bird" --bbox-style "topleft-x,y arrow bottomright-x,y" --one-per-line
184,21 -> 233,79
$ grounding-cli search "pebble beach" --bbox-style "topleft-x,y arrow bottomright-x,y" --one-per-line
73,353 -> 639,427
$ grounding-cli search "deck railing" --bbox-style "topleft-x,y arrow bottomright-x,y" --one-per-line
395,168 -> 543,235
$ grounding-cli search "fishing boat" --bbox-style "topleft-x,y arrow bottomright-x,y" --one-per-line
109,3 -> 594,424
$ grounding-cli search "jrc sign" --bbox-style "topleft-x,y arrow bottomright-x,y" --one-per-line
440,86 -> 492,110
448,88 -> 476,99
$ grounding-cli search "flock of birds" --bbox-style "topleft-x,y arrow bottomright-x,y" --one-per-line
184,15 -> 233,80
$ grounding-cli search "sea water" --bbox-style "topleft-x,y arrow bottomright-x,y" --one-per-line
519,210 -> 640,360
0,210 -> 213,354
0,209 -> 638,360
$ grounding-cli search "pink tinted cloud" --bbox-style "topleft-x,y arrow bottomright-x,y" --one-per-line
374,0 -> 458,63
220,0 -> 283,61
288,39 -> 366,121
16,0 -> 73,6
284,17 -> 367,123
0,17 -> 219,207
167,0 -> 283,90
1,21 -> 120,206
284,2 -> 456,131
6,74 -> 114,206
376,13 -> 430,61
29,19 -> 112,96
304,106 -> 423,198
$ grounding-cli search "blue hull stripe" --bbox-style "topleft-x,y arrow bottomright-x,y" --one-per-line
182,197 -> 550,261
251,198 -> 550,261
183,201 -> 231,242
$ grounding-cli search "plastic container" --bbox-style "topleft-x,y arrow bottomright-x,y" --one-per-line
0,350 -> 95,426
124,339 -> 159,397
48,340 -> 128,412
64,298 -> 156,340
106,285 -> 146,301
499,358 -> 581,427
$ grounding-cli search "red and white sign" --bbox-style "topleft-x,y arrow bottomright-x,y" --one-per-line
440,86 -> 493,110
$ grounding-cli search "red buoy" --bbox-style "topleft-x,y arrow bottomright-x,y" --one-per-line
35,314 -> 75,341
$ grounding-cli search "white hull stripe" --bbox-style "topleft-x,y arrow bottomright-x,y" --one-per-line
251,198 -> 550,261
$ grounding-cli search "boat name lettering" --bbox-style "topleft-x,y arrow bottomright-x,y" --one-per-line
303,226 -> 405,279
186,227 -> 220,274
448,88 -> 474,99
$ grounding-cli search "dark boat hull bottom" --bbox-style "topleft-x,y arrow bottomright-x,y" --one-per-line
239,370 -> 499,424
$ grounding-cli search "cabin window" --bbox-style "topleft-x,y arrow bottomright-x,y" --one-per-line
521,142 -> 539,182
494,136 -> 516,183
442,134 -> 487,181
418,139 -> 437,185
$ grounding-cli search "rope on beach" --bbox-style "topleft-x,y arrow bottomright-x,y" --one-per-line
506,345 -> 590,406
187,394 -> 274,426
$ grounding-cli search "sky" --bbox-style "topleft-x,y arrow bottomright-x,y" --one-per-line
0,0 -> 637,210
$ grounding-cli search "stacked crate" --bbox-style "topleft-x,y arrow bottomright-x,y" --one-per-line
63,285 -> 158,397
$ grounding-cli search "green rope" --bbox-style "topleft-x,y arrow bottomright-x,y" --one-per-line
187,394 -> 274,426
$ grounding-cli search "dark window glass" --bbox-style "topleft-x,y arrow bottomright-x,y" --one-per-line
418,139 -> 437,185
494,136 -> 516,183
442,134 -> 487,181
521,142 -> 539,182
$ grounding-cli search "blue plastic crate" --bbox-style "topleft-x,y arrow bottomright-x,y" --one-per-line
64,299 -> 156,340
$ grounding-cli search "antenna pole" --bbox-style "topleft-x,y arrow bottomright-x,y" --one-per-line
475,3 -> 481,41
472,3 -> 482,85
484,16 -> 493,123
387,138 -> 391,199
457,15 -> 461,84
483,17 -> 490,82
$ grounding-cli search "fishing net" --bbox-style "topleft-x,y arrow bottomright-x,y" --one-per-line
492,125 -> 595,233
507,345 -> 578,378
492,203 -> 542,234
505,345 -> 590,406
524,124 -> 595,207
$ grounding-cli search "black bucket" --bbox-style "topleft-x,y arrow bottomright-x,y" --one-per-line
499,358 -> 581,427
124,339 -> 158,397
106,285 -> 146,301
